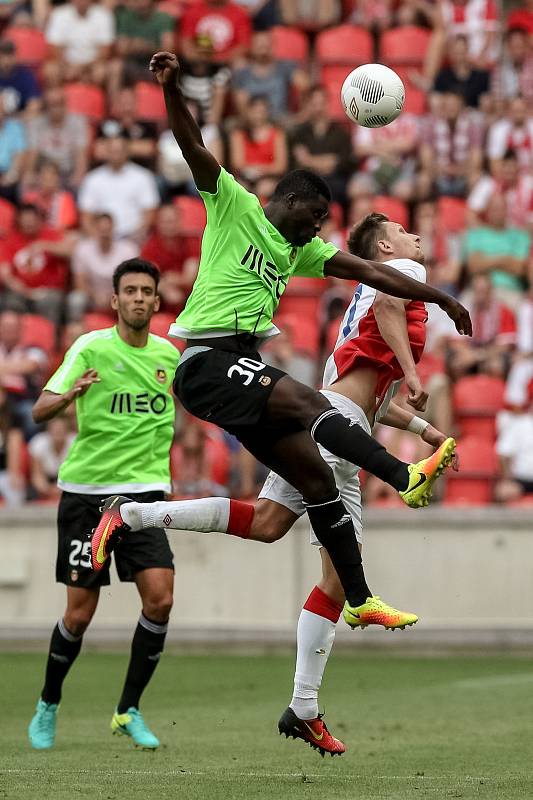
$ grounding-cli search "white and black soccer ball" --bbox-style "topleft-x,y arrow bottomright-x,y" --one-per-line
341,64 -> 405,128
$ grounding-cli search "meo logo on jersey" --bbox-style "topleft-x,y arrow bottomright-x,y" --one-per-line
110,392 -> 168,414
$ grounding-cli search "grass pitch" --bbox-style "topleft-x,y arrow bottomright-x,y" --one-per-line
1,651 -> 533,799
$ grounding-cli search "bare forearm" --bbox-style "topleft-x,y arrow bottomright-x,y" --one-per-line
378,401 -> 415,431
163,82 -> 205,153
32,391 -> 73,423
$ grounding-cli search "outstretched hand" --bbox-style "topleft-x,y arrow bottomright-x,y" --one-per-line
67,369 -> 100,401
149,51 -> 180,87
440,296 -> 472,337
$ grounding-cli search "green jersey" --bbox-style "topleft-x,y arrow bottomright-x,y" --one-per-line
45,327 -> 180,494
169,168 -> 338,339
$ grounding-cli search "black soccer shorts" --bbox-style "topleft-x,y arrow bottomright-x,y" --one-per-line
57,490 -> 174,588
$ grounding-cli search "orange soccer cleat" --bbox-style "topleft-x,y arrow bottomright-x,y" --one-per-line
343,596 -> 418,630
278,707 -> 346,757
90,495 -> 131,570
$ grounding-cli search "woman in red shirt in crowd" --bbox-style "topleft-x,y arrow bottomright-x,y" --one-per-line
229,95 -> 288,197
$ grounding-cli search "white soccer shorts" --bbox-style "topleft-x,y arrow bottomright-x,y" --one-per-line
258,390 -> 370,545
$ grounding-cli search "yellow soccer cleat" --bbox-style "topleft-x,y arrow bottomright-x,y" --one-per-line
343,596 -> 418,630
399,437 -> 456,509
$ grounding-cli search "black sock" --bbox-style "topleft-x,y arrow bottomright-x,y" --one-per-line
306,495 -> 371,607
117,614 -> 168,714
41,619 -> 83,705
311,409 -> 409,491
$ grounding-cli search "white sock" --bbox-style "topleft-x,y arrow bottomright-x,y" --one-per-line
121,497 -> 231,533
290,609 -> 336,721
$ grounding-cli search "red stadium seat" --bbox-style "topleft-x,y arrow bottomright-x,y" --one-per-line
271,26 -> 309,64
21,314 -> 56,351
3,27 -> 48,66
278,276 -> 324,319
402,84 -> 427,115
64,83 -> 106,123
173,196 -> 207,235
316,25 -> 373,65
319,65 -> 353,119
150,312 -> 183,349
134,81 -> 167,122
444,436 -> 499,506
276,312 -> 320,358
83,312 -> 114,331
0,197 -> 16,236
437,197 -> 467,233
453,375 -> 506,440
379,26 -> 432,67
328,201 -> 344,228
373,196 -> 409,228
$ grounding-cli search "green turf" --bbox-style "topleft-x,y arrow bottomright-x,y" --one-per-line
1,652 -> 533,799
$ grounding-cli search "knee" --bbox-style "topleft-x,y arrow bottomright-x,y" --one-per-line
143,592 -> 173,623
301,465 -> 337,505
64,607 -> 94,636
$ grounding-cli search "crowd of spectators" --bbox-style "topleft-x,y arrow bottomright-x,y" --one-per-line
1,0 -> 533,508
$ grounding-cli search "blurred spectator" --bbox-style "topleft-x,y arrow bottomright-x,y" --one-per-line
158,99 -> 223,198
0,205 -> 72,325
348,0 -> 393,32
0,386 -> 24,506
507,0 -> 533,35
69,213 -> 138,320
111,0 -> 175,97
419,90 -> 483,198
433,35 -> 489,108
94,87 -> 157,169
171,419 -> 229,498
262,324 -> 316,387
463,195 -> 529,312
0,309 -> 48,439
180,36 -> 230,125
232,30 -> 309,122
491,28 -> 533,104
180,0 -> 251,64
141,204 -> 199,312
504,289 -> 533,409
229,95 -> 287,196
437,0 -> 500,70
279,0 -> 340,30
349,112 -> 419,203
468,149 -> 533,230
447,274 -> 516,381
486,96 -> 533,171
235,0 -> 278,30
25,87 -> 89,191
0,90 -> 25,203
29,416 -> 74,501
290,85 -> 352,204
22,161 -> 78,231
496,379 -> 533,503
414,200 -> 462,294
78,136 -> 159,240
0,39 -> 41,116
44,0 -> 115,86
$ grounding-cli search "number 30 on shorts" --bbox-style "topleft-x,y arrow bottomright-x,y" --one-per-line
69,539 -> 92,569
227,357 -> 268,387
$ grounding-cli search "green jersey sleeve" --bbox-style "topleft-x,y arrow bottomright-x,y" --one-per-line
199,167 -> 258,223
293,236 -> 339,278
45,335 -> 91,394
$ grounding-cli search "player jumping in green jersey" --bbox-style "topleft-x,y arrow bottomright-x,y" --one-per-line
92,52 -> 471,623
28,259 -> 179,752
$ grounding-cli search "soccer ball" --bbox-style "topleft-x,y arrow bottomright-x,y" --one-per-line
341,64 -> 405,128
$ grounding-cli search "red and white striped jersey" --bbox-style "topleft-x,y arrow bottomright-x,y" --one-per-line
323,258 -> 428,409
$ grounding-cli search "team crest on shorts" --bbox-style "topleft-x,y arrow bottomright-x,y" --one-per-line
156,368 -> 167,384
70,569 -> 79,582
259,375 -> 271,386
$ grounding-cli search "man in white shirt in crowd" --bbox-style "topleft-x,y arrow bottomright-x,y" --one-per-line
496,378 -> 533,503
44,0 -> 115,86
68,213 -> 138,321
78,136 -> 159,241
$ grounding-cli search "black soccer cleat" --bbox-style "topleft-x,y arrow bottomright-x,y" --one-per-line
278,707 -> 345,757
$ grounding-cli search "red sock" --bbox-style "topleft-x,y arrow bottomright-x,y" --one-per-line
303,585 -> 343,624
227,500 -> 254,539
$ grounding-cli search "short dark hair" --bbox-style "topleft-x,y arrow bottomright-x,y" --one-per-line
95,212 -> 113,224
347,212 -> 389,259
272,169 -> 331,203
112,258 -> 160,293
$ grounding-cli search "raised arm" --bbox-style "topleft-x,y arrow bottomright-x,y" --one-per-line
324,251 -> 472,336
32,369 -> 100,424
149,51 -> 220,194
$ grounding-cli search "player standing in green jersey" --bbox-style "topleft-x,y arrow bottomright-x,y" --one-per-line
28,259 -> 179,752
92,52 -> 470,624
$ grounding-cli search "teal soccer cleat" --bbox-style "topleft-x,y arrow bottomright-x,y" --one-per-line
111,708 -> 160,749
28,699 -> 58,749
